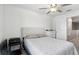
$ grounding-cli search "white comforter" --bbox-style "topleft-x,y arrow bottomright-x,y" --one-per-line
24,37 -> 78,55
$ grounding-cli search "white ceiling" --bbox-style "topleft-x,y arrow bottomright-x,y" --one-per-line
12,4 -> 79,16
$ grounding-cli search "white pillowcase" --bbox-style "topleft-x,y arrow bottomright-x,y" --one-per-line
24,34 -> 47,39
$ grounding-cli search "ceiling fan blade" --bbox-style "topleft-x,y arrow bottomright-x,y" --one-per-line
62,4 -> 72,7
57,10 -> 62,12
39,8 -> 48,9
46,11 -> 51,14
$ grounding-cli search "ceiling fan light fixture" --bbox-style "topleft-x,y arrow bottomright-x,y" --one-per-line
39,4 -> 63,14
51,4 -> 57,7
50,8 -> 57,12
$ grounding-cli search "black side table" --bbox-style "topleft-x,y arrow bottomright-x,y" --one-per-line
8,38 -> 22,55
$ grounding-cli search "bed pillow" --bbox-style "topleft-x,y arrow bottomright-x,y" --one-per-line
24,34 -> 47,39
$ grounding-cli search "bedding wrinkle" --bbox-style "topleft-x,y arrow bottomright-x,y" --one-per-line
24,37 -> 78,55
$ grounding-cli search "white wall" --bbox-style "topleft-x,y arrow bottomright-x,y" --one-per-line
3,5 -> 52,39
0,5 -> 3,43
3,5 -> 22,39
20,7 -> 52,29
52,15 -> 67,40
3,5 -> 79,41
52,10 -> 79,40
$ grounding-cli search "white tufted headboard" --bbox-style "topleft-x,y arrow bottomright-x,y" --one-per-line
21,27 -> 46,38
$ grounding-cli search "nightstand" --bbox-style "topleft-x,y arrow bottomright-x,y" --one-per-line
8,38 -> 22,55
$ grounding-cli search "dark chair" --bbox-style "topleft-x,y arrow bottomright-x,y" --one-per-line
8,38 -> 22,55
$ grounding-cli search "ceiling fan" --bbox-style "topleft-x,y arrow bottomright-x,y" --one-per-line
39,4 -> 72,14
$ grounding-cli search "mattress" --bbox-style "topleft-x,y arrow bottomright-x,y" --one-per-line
24,37 -> 78,55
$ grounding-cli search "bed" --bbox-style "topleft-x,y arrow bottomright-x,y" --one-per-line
21,27 -> 78,55
23,37 -> 78,55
